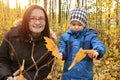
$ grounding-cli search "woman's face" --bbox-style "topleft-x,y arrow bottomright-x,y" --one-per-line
29,9 -> 46,37
70,20 -> 84,32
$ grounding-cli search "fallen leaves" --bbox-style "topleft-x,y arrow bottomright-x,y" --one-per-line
94,50 -> 120,80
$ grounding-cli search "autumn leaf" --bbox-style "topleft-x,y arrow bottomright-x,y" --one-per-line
18,74 -> 26,80
68,48 -> 94,70
44,37 -> 62,59
17,59 -> 26,80
68,48 -> 87,70
20,59 -> 25,73
13,59 -> 26,80
84,49 -> 94,58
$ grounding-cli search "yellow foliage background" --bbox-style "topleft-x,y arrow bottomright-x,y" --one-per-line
0,0 -> 120,80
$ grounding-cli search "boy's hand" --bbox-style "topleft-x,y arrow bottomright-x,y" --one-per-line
86,50 -> 99,59
59,52 -> 63,59
92,50 -> 99,59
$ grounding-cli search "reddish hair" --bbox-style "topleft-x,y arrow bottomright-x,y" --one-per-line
20,5 -> 50,39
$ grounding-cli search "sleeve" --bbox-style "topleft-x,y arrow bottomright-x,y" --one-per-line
58,35 -> 67,60
0,35 -> 13,79
91,34 -> 106,59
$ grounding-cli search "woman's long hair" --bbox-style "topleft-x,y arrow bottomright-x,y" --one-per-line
20,5 -> 50,39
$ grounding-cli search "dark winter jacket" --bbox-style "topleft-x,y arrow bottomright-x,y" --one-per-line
0,26 -> 54,80
58,27 -> 106,80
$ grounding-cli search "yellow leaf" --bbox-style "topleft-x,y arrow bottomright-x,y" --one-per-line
105,61 -> 109,65
68,48 -> 94,70
68,48 -> 86,70
19,60 -> 26,79
20,59 -> 25,73
44,37 -> 62,59
18,74 -> 26,80
84,50 -> 94,58
13,60 -> 25,76
17,59 -> 27,80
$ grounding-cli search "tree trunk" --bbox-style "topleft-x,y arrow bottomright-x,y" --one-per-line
58,0 -> 61,24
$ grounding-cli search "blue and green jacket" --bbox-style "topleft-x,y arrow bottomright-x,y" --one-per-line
58,27 -> 106,80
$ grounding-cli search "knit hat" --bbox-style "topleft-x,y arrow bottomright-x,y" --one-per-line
70,7 -> 88,26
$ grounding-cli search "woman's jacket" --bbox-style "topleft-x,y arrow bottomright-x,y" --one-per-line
0,26 -> 54,80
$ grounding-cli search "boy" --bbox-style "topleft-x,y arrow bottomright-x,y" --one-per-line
58,7 -> 106,80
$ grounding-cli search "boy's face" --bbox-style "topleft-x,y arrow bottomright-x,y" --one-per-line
70,20 -> 84,32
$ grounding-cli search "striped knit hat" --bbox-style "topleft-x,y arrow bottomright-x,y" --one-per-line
70,7 -> 88,26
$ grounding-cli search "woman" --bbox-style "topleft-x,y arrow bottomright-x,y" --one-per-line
0,5 -> 54,80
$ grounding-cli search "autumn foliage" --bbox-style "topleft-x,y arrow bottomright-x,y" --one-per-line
0,0 -> 120,79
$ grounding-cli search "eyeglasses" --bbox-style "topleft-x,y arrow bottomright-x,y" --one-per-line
30,17 -> 46,23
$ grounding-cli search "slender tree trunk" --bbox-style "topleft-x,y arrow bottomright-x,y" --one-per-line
115,0 -> 119,26
76,0 -> 80,7
100,0 -> 102,27
107,2 -> 111,30
58,0 -> 61,24
49,0 -> 52,22
52,0 -> 54,21
44,0 -> 47,10
28,0 -> 32,6
96,0 -> 98,29
82,0 -> 84,7
85,0 -> 87,9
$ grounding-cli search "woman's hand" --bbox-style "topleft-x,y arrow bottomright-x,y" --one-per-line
7,76 -> 19,80
7,76 -> 13,80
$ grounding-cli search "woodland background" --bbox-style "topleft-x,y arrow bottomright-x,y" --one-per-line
0,0 -> 120,80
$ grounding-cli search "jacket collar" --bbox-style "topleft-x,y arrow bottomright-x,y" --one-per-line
67,27 -> 88,35
66,27 -> 98,37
